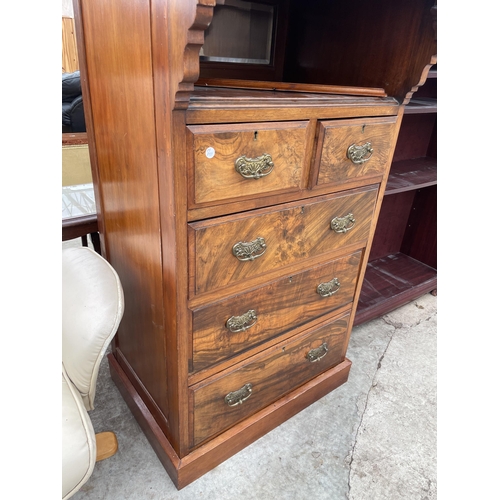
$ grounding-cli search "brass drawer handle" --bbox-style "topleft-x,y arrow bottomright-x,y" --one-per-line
307,343 -> 328,363
232,237 -> 267,261
347,142 -> 373,164
235,153 -> 274,179
225,383 -> 253,407
226,309 -> 258,333
330,213 -> 356,233
317,278 -> 341,298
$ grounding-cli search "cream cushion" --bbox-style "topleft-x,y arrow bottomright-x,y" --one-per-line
62,247 -> 124,411
62,366 -> 96,499
62,247 -> 124,499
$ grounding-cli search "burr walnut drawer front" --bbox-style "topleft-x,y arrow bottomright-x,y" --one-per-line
190,312 -> 350,446
191,251 -> 361,371
314,116 -> 398,187
186,121 -> 310,206
189,185 -> 377,295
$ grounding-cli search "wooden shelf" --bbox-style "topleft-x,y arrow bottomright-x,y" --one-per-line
404,97 -> 437,114
385,157 -> 437,195
354,253 -> 437,326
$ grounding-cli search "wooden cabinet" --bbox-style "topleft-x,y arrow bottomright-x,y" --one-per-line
74,0 -> 436,489
355,68 -> 438,325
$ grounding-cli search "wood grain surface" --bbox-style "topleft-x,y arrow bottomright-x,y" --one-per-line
187,121 -> 310,205
314,116 -> 398,187
191,312 -> 350,446
190,186 -> 377,295
192,251 -> 361,370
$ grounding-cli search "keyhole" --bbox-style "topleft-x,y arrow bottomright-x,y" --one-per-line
362,124 -> 366,133
254,131 -> 258,141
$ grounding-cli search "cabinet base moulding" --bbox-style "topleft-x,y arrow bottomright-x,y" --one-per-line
108,352 -> 351,489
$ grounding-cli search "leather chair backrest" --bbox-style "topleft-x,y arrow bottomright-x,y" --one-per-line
62,247 -> 124,410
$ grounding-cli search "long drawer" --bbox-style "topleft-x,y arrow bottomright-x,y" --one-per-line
189,185 -> 378,296
191,251 -> 361,371
187,121 -> 310,206
190,312 -> 350,446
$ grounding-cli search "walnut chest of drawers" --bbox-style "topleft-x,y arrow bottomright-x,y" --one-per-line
73,0 -> 436,489
181,90 -> 401,452
98,85 -> 401,488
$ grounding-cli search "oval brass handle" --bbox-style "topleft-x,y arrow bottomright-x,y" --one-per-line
226,310 -> 258,333
330,213 -> 356,233
347,142 -> 373,164
232,237 -> 267,261
317,278 -> 341,297
307,343 -> 328,363
235,153 -> 274,179
225,383 -> 253,407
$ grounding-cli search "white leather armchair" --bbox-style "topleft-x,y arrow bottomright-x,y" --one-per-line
62,247 -> 124,499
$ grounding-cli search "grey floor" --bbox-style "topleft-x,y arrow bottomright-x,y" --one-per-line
64,239 -> 437,500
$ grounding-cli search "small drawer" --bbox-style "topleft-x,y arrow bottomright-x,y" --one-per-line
190,312 -> 350,446
314,116 -> 398,187
191,251 -> 361,371
187,121 -> 310,206
189,185 -> 377,295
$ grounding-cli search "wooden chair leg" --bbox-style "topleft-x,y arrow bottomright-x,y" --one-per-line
96,431 -> 118,461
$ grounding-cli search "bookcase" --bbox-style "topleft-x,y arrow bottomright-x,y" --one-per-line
355,67 -> 437,325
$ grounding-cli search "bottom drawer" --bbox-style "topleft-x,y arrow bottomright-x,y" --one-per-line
190,311 -> 350,446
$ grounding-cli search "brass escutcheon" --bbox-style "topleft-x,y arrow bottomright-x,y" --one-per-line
235,153 -> 274,179
330,213 -> 356,233
347,142 -> 373,164
232,237 -> 267,261
307,343 -> 329,363
225,383 -> 253,407
226,310 -> 258,333
317,278 -> 341,297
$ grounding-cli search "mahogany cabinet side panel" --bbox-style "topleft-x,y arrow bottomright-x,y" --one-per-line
77,0 -> 169,427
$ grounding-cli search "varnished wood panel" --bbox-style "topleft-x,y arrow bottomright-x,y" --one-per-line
385,157 -> 437,195
401,186 -> 437,269
355,252 -> 436,325
367,190 -> 415,262
187,121 -> 310,206
77,0 -> 170,433
314,116 -> 398,187
392,114 -> 436,162
62,17 -> 79,73
191,312 -> 350,446
195,78 -> 387,97
282,0 -> 437,102
192,251 -> 361,371
190,186 -> 377,295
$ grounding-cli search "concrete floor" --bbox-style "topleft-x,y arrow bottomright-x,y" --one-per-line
64,240 -> 437,500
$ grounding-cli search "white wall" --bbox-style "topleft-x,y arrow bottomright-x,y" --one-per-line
62,0 -> 74,18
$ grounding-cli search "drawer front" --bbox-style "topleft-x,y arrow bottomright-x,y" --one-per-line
315,116 -> 398,186
190,186 -> 377,295
191,312 -> 350,446
192,251 -> 361,371
187,121 -> 309,205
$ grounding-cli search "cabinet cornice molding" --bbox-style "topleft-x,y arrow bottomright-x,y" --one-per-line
166,0 -> 216,109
